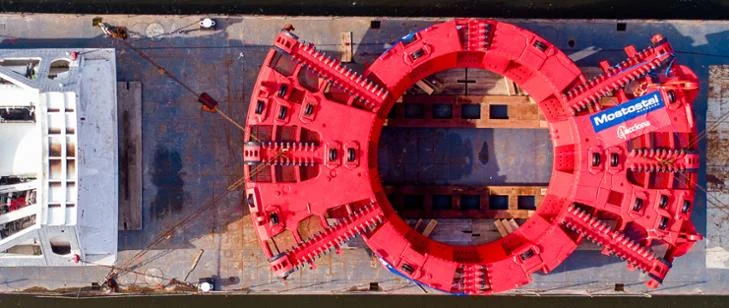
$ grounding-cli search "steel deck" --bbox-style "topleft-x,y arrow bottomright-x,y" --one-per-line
0,14 -> 727,295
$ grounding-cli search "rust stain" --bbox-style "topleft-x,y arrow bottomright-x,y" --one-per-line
706,65 -> 729,222
49,140 -> 62,157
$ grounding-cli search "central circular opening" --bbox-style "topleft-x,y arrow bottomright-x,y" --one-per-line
377,68 -> 553,246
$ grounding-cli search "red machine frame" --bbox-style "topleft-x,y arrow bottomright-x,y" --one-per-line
243,19 -> 702,294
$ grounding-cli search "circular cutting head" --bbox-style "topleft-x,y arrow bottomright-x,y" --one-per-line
243,18 -> 701,294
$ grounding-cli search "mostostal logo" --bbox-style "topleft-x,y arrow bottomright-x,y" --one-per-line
590,91 -> 664,133
616,121 -> 651,140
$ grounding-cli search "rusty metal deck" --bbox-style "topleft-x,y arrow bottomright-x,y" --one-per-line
0,15 -> 726,295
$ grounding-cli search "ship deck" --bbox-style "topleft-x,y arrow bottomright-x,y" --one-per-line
0,14 -> 728,295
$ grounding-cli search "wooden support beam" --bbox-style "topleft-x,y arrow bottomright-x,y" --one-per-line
413,77 -> 445,95
494,219 -> 521,238
494,220 -> 509,237
339,31 -> 353,63
507,219 -> 519,232
503,78 -> 518,96
385,66 -> 618,129
384,185 -> 545,219
414,80 -> 436,95
385,95 -> 544,129
414,219 -> 424,232
502,219 -> 515,234
422,219 -> 438,237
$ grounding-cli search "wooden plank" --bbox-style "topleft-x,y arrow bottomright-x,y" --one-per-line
422,219 -> 438,237
502,219 -> 515,234
494,220 -> 509,237
507,219 -> 520,232
414,80 -> 436,95
339,31 -> 353,63
413,219 -> 424,232
503,78 -> 518,96
117,81 -> 143,230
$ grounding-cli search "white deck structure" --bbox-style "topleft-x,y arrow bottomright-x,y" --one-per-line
0,49 -> 117,266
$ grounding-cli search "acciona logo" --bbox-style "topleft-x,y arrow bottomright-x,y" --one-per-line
590,92 -> 664,132
617,121 -> 651,140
